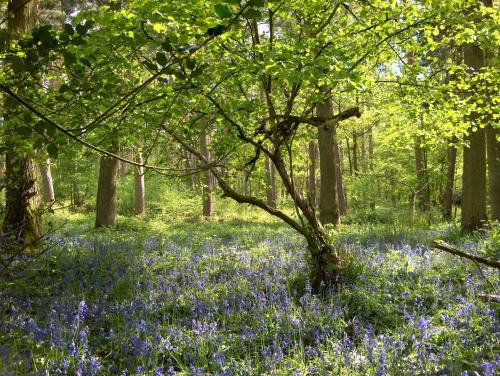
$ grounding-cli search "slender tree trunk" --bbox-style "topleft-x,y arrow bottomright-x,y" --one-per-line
200,124 -> 214,218
265,155 -> 277,208
335,141 -> 346,215
361,131 -> 367,173
317,86 -> 340,226
39,158 -> 55,203
442,142 -> 457,220
461,41 -> 487,232
134,152 -> 145,216
0,155 -> 5,188
185,151 -> 198,189
118,150 -> 131,179
352,132 -> 359,176
486,126 -> 500,221
345,137 -> 353,176
308,141 -> 317,209
415,135 -> 429,211
95,152 -> 119,228
2,0 -> 42,248
368,127 -> 375,210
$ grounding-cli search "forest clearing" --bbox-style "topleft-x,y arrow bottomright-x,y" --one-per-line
0,0 -> 499,375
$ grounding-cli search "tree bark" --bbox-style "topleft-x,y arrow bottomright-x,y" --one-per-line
185,151 -> 198,189
486,126 -> 500,221
134,152 -> 145,216
415,135 -> 429,211
461,37 -> 487,232
442,142 -> 457,220
307,140 -> 317,209
200,123 -> 214,218
265,155 -> 277,208
352,131 -> 359,176
2,0 -> 42,248
318,86 -> 340,226
361,131 -> 367,173
335,141 -> 346,215
95,153 -> 119,228
368,126 -> 375,210
345,137 -> 353,176
39,158 -> 55,203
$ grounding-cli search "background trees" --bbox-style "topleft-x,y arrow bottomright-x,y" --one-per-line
0,0 -> 498,281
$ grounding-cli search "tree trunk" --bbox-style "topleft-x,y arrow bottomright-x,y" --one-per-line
335,141 -> 346,215
2,156 -> 42,246
368,127 -> 375,210
2,0 -> 41,248
352,131 -> 359,176
484,0 -> 499,221
39,158 -> 55,203
415,135 -> 429,211
461,41 -> 487,232
265,155 -> 277,208
317,86 -> 340,226
185,151 -> 198,189
95,153 -> 119,228
118,150 -> 131,179
361,131 -> 367,173
345,137 -> 353,176
486,126 -> 500,221
0,155 -> 5,188
442,142 -> 457,220
200,125 -> 214,218
134,152 -> 145,216
307,140 -> 317,209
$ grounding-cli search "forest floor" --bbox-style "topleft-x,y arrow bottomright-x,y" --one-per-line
0,202 -> 498,375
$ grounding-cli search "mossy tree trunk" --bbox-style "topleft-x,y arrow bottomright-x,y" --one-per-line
2,0 -> 42,249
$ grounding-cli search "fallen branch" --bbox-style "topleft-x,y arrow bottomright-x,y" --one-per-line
431,240 -> 500,269
478,294 -> 500,303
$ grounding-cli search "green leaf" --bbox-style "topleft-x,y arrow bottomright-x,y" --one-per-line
207,24 -> 227,36
63,23 -> 74,36
156,52 -> 168,66
10,55 -> 25,73
214,4 -> 232,19
244,9 -> 262,19
249,0 -> 265,6
47,143 -> 59,159
143,60 -> 158,71
161,40 -> 174,52
17,126 -> 32,137
63,51 -> 77,66
186,58 -> 196,70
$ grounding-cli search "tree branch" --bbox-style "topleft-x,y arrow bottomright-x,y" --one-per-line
432,240 -> 500,269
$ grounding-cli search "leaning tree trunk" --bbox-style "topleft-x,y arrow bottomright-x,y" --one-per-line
95,153 -> 119,228
307,140 -> 318,209
200,124 -> 214,218
442,142 -> 457,220
461,40 -> 487,232
2,0 -> 42,248
39,158 -> 55,203
134,152 -> 145,216
317,86 -> 340,226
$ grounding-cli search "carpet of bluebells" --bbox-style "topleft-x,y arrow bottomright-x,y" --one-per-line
0,220 -> 498,375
